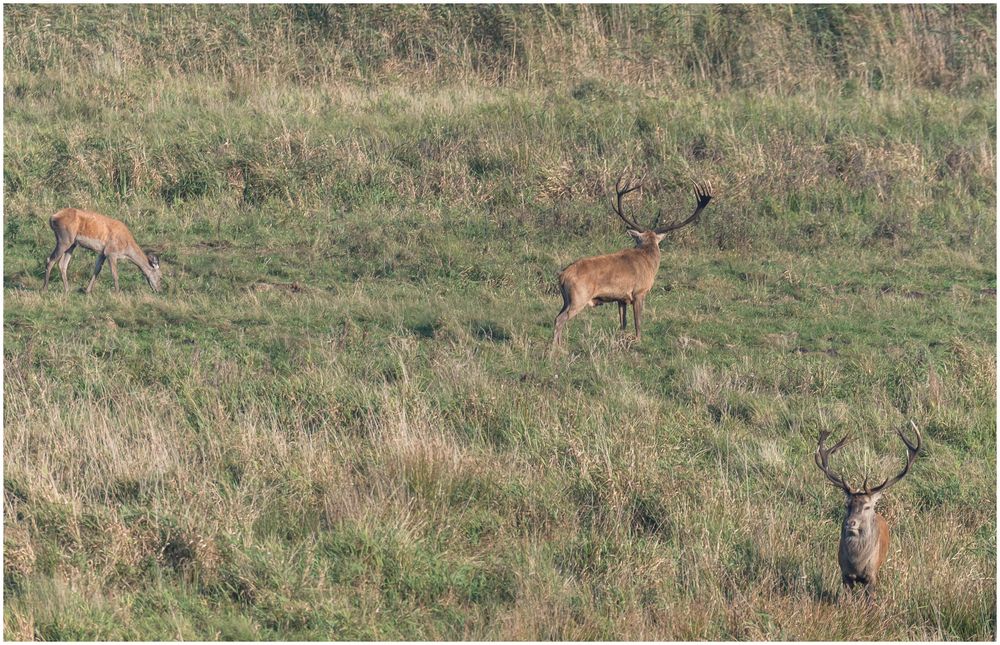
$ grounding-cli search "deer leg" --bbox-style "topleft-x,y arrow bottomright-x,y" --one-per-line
554,284 -> 573,345
43,254 -> 58,290
839,575 -> 874,606
554,306 -> 569,345
555,306 -> 585,345
57,244 -> 76,293
554,298 -> 588,345
109,257 -> 120,292
618,302 -> 627,331
633,296 -> 644,341
44,240 -> 72,290
862,579 -> 876,606
85,254 -> 106,294
835,578 -> 852,605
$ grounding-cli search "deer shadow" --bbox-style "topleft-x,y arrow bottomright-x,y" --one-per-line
807,570 -> 839,605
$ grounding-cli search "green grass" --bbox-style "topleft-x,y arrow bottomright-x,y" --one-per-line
4,5 -> 996,641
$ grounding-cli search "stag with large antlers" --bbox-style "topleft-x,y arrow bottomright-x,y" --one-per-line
814,422 -> 922,598
553,177 -> 712,344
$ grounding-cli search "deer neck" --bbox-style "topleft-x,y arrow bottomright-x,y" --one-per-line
840,514 -> 881,558
636,240 -> 662,268
635,242 -> 660,264
125,246 -> 155,278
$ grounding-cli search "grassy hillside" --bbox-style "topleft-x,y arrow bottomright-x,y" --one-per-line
4,5 -> 996,640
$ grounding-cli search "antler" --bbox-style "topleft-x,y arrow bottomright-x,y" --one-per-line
815,430 -> 854,493
609,174 -> 644,231
653,181 -> 713,234
866,421 -> 922,494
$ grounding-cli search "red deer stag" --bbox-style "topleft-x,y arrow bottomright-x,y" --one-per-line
43,208 -> 161,294
553,177 -> 712,344
814,422 -> 921,599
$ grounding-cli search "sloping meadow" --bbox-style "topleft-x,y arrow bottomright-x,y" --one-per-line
3,5 -> 996,640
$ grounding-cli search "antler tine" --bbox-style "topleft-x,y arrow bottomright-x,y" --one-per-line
653,179 -> 714,234
900,420 -> 922,452
610,173 -> 644,231
615,173 -> 642,199
650,208 -> 665,230
694,180 -> 713,202
815,430 -> 854,493
868,422 -> 922,494
826,432 -> 852,459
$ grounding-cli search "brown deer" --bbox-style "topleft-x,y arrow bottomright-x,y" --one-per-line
814,422 -> 922,599
553,177 -> 712,344
43,208 -> 161,294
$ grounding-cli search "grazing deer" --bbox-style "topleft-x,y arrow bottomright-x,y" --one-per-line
553,177 -> 712,344
814,422 -> 922,599
43,208 -> 161,294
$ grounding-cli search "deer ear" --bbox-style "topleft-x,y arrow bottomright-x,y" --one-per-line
654,233 -> 667,245
627,229 -> 643,241
148,253 -> 159,268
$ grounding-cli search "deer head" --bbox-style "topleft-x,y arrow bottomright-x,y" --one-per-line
815,422 -> 922,536
144,251 -> 162,292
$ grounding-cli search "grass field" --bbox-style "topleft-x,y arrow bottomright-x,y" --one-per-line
3,5 -> 997,640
